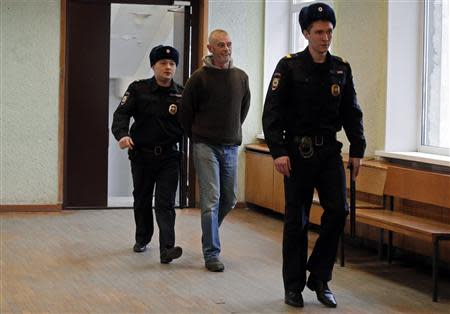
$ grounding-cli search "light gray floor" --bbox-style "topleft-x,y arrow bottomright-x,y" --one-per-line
1,208 -> 449,313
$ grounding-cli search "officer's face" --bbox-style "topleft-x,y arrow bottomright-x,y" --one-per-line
152,59 -> 176,83
207,33 -> 232,66
303,20 -> 333,55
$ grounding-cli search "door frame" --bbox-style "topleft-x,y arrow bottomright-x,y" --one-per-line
59,0 -> 207,209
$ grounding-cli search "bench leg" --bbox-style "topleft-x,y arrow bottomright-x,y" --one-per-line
388,231 -> 393,264
340,232 -> 345,267
378,229 -> 384,260
432,238 -> 439,302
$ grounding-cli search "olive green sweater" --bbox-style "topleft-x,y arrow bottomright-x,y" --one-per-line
180,56 -> 251,145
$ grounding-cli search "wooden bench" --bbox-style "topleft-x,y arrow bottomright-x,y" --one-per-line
311,158 -> 387,266
310,157 -> 386,223
355,165 -> 450,302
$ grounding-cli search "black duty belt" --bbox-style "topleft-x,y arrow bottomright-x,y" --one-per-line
139,144 -> 176,156
292,134 -> 336,159
293,134 -> 336,146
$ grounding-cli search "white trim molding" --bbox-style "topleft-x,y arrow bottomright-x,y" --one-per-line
376,150 -> 450,168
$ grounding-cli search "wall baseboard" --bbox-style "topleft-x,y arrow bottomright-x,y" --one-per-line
0,204 -> 62,212
235,202 -> 247,209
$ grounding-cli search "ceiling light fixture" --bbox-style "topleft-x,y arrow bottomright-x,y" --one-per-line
130,13 -> 152,25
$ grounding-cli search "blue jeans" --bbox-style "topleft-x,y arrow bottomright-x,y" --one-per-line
193,142 -> 238,261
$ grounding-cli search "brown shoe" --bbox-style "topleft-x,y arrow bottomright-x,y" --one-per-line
205,258 -> 224,272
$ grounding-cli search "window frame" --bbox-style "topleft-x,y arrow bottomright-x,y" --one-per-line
289,0 -> 333,53
419,0 -> 450,156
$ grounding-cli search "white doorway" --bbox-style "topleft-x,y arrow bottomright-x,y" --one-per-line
107,3 -> 186,208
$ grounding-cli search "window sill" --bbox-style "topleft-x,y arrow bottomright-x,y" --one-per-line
256,132 -> 265,140
375,150 -> 450,168
254,135 -> 450,168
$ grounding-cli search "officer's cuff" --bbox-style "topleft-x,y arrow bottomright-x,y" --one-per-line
349,146 -> 365,158
118,132 -> 130,141
267,145 -> 289,160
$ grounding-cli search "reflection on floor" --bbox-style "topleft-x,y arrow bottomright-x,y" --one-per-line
1,207 -> 449,313
107,196 -> 133,208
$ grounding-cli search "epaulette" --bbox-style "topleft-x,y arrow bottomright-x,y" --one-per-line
283,52 -> 300,60
334,56 -> 349,64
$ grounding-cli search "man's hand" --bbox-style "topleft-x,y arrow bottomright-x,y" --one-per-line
347,157 -> 362,180
118,136 -> 134,150
274,156 -> 291,177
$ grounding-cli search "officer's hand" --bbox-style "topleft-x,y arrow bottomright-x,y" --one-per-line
118,136 -> 134,150
274,156 -> 291,177
348,157 -> 361,180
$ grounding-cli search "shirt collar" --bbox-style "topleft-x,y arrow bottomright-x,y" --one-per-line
149,76 -> 178,93
299,47 -> 332,75
301,47 -> 331,65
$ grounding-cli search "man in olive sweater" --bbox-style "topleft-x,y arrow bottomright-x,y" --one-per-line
181,29 -> 250,272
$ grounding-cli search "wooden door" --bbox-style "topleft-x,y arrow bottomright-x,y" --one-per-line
64,0 -> 110,208
63,0 -> 200,208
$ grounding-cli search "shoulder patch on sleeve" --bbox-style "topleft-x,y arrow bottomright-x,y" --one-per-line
120,91 -> 130,105
271,73 -> 282,91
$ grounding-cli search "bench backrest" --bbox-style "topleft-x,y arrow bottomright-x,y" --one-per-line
383,166 -> 450,208
345,161 -> 387,196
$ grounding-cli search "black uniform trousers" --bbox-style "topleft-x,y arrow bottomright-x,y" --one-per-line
130,149 -> 180,255
283,141 -> 348,293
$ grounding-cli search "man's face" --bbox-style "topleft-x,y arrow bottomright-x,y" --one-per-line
207,33 -> 232,65
152,59 -> 176,82
303,20 -> 333,55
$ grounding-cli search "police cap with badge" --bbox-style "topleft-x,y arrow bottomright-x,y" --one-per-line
150,45 -> 179,66
299,2 -> 336,32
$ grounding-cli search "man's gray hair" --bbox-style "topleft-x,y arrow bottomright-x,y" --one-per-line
208,29 -> 229,44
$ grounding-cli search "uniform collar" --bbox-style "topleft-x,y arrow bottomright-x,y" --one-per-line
149,76 -> 178,93
299,47 -> 332,74
301,47 -> 331,65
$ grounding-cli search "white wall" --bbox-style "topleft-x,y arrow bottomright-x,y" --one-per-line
333,0 -> 388,156
0,0 -> 393,206
0,1 -> 60,204
263,1 -> 290,100
208,0 -> 265,202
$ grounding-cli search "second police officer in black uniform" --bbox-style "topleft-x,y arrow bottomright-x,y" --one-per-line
263,3 -> 366,308
112,45 -> 183,264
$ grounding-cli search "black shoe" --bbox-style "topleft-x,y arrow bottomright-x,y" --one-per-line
160,246 -> 183,264
133,243 -> 147,253
284,291 -> 304,308
306,276 -> 337,308
205,258 -> 225,272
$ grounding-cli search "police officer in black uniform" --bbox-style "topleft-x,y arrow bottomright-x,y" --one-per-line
263,3 -> 366,308
112,45 -> 183,264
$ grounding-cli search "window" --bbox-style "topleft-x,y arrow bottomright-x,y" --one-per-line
290,0 -> 333,52
422,0 -> 450,155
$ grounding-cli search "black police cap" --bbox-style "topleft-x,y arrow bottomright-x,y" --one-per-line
299,2 -> 336,32
149,45 -> 179,66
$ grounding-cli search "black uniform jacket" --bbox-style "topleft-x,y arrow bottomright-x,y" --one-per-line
263,48 -> 366,159
112,77 -> 184,150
